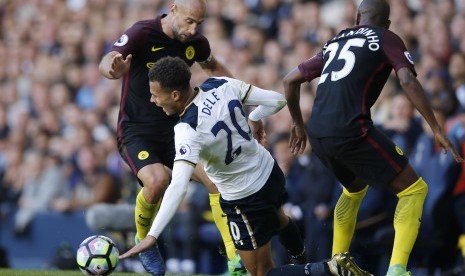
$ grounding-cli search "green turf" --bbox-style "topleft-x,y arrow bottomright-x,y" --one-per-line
0,269 -> 211,276
0,269 -> 149,276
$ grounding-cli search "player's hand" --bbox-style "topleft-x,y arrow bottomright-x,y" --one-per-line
109,54 -> 132,79
289,123 -> 307,155
434,132 -> 464,163
249,119 -> 268,148
118,235 -> 157,260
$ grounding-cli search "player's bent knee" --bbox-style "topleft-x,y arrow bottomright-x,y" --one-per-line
398,177 -> 428,198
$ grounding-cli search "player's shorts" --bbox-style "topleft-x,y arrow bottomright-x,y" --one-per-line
117,136 -> 175,186
219,161 -> 287,251
309,126 -> 408,188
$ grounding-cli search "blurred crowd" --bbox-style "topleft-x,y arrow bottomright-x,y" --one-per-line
1,0 -> 465,274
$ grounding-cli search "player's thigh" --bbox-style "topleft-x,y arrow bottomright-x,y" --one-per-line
309,137 -> 357,186
118,138 -> 174,186
220,162 -> 287,250
336,127 -> 409,188
238,242 -> 274,276
137,163 -> 170,190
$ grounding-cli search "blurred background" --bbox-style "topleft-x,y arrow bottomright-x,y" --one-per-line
1,0 -> 465,275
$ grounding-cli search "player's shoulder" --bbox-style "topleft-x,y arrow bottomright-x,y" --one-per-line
131,18 -> 157,29
179,103 -> 199,131
199,77 -> 233,92
382,28 -> 404,42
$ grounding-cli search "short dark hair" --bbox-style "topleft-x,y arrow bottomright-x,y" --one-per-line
358,0 -> 390,26
148,56 -> 191,92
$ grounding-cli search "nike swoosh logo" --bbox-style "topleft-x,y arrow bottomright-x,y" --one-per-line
151,46 -> 164,52
138,214 -> 151,220
221,214 -> 227,217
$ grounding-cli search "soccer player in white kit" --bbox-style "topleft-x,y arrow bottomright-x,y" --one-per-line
119,56 -> 370,276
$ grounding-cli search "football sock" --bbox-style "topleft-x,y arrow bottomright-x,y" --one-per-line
332,185 -> 368,255
458,234 -> 465,257
135,188 -> 161,240
265,262 -> 329,275
209,193 -> 236,260
278,217 -> 306,262
390,177 -> 427,267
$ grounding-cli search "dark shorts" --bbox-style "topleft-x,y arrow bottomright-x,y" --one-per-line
219,161 -> 287,251
309,127 -> 408,188
117,136 -> 175,186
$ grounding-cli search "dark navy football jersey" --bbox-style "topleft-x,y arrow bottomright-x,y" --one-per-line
299,25 -> 416,138
110,15 -> 211,141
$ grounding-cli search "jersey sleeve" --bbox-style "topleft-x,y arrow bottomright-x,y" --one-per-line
110,21 -> 149,58
173,123 -> 202,166
246,86 -> 287,121
382,30 -> 417,76
147,161 -> 195,238
194,35 -> 212,64
297,51 -> 324,82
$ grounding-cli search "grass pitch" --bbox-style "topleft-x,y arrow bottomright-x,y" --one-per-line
0,270 -> 149,276
0,269 -> 211,276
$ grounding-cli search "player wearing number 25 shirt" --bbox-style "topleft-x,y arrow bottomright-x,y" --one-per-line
283,0 -> 463,274
304,25 -> 415,139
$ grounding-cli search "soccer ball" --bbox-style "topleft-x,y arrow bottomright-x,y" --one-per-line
76,235 -> 119,275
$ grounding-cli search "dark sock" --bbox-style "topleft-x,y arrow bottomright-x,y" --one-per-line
278,217 -> 306,262
266,262 -> 330,276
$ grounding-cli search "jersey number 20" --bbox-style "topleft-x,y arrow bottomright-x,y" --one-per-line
319,38 -> 366,84
211,99 -> 251,165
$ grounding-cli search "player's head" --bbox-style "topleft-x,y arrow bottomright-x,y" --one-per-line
148,56 -> 192,116
356,0 -> 391,28
169,0 -> 206,42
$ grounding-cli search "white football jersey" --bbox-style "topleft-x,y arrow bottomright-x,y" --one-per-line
174,77 -> 275,200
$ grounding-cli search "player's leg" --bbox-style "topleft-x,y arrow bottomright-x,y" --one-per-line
192,163 -> 236,259
309,137 -> 367,256
119,140 -> 170,275
386,164 -> 427,276
276,208 -> 306,264
135,163 -> 170,239
192,162 -> 246,275
237,242 -> 274,276
332,182 -> 368,255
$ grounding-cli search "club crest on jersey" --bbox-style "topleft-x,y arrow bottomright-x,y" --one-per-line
404,51 -> 414,64
178,144 -> 191,156
138,150 -> 149,160
395,146 -> 404,156
114,34 -> 128,47
185,46 -> 195,60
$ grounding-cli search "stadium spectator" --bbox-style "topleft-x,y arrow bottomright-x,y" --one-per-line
14,150 -> 67,235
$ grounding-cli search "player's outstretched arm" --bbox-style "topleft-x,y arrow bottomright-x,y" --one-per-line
283,67 -> 308,155
245,85 -> 287,147
199,55 -> 233,78
99,51 -> 132,80
398,67 -> 464,163
118,162 -> 195,260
